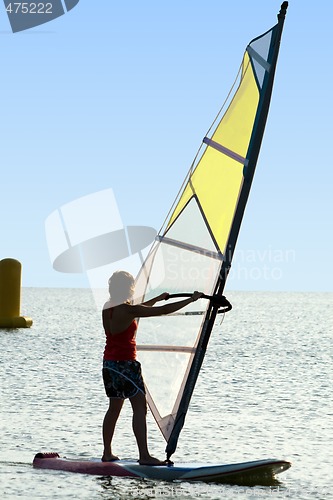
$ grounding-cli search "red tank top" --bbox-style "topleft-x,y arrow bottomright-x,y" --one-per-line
103,308 -> 137,361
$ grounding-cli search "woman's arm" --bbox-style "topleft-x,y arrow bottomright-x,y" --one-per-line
128,291 -> 203,319
142,292 -> 169,307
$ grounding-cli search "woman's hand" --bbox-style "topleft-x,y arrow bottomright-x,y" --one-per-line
191,291 -> 203,302
158,292 -> 170,301
141,292 -> 170,307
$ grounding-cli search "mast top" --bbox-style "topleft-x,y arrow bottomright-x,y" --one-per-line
278,2 -> 288,20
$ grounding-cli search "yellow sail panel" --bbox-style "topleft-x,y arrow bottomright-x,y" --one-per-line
167,51 -> 260,253
169,151 -> 242,252
211,53 -> 259,159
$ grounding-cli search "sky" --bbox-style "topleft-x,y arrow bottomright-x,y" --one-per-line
0,0 -> 332,293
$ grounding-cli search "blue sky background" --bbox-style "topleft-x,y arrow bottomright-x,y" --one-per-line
0,1 -> 332,292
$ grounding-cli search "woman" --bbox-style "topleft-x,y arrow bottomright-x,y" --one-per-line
102,270 -> 203,465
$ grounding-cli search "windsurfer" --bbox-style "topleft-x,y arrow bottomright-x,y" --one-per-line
102,270 -> 203,465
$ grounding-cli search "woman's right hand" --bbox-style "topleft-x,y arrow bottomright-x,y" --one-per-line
191,291 -> 203,302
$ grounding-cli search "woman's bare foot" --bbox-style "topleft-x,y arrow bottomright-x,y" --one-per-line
101,453 -> 119,462
139,455 -> 167,466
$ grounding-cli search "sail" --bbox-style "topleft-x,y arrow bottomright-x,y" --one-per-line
134,3 -> 288,459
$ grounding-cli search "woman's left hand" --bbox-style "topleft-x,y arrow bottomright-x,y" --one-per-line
159,292 -> 170,301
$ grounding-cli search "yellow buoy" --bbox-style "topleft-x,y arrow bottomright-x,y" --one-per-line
0,258 -> 33,328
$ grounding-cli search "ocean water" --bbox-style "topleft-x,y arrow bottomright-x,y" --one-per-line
0,288 -> 332,499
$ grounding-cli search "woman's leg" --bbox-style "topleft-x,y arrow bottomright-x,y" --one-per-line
102,397 -> 124,461
130,391 -> 166,465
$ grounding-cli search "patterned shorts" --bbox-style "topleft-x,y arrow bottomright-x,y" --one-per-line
102,360 -> 146,399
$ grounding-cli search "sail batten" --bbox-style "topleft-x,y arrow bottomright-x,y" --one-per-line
247,45 -> 272,72
156,235 -> 223,260
137,345 -> 196,353
135,3 -> 288,460
203,137 -> 249,166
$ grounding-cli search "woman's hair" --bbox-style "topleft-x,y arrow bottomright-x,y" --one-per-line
108,271 -> 135,304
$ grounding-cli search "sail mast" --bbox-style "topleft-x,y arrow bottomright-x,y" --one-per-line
165,2 -> 288,460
